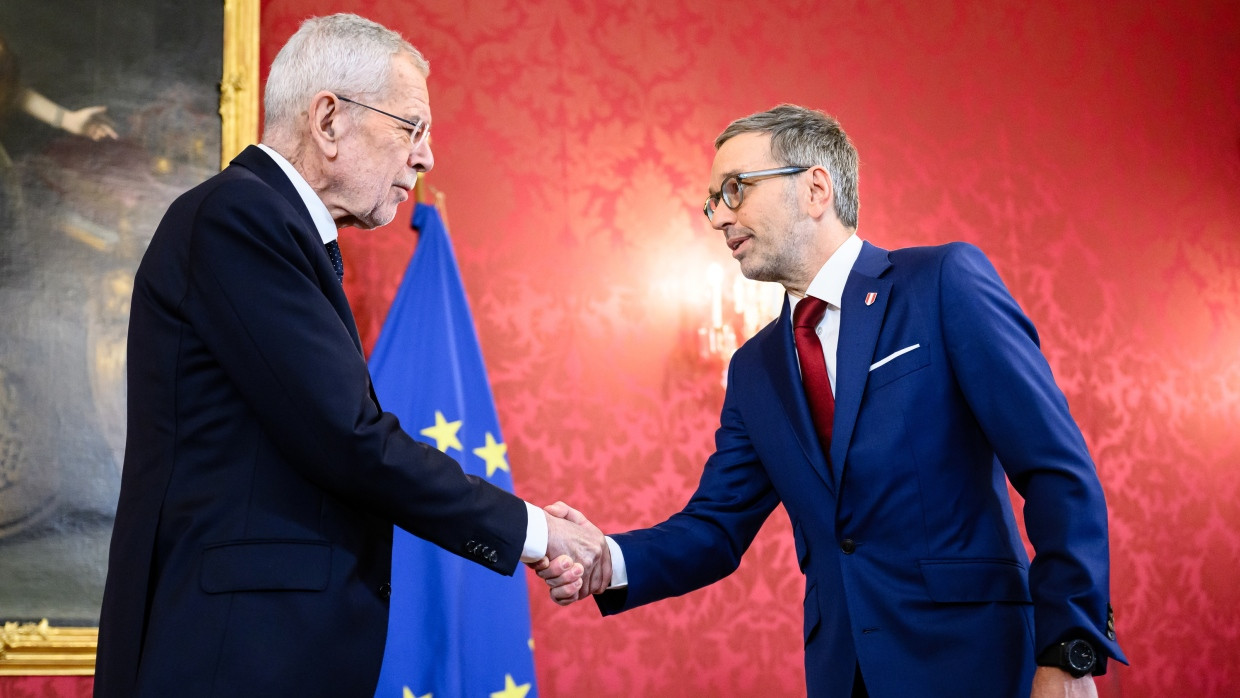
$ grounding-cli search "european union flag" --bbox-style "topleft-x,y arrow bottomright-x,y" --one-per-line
370,202 -> 538,698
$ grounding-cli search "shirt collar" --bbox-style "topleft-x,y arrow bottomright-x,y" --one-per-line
795,233 -> 864,310
256,143 -> 338,244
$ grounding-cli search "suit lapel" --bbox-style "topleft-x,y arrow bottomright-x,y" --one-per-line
829,242 -> 893,481
232,146 -> 366,357
761,296 -> 836,494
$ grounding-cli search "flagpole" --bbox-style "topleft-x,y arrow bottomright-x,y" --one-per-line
412,172 -> 450,231
414,171 -> 426,205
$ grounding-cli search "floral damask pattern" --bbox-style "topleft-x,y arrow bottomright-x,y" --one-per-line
5,3 -> 1234,698
260,2 -> 1235,697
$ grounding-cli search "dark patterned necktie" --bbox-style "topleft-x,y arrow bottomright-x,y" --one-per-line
793,296 -> 835,463
325,239 -> 344,284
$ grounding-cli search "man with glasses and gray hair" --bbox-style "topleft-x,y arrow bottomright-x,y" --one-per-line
95,14 -> 603,697
536,104 -> 1124,698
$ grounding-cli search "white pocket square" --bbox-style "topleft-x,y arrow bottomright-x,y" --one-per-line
870,344 -> 921,371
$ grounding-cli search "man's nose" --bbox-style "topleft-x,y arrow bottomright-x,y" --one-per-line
411,141 -> 434,173
710,203 -> 736,230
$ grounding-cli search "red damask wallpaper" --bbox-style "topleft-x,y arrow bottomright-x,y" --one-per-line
260,1 -> 1238,697
5,2 -> 1235,697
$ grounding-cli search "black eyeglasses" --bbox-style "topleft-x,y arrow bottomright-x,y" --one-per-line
334,94 -> 431,150
703,166 -> 810,222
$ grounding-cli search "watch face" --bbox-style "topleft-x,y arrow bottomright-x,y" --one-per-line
1066,640 -> 1096,674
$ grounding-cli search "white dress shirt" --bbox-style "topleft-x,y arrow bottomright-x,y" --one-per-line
254,144 -> 548,563
789,232 -> 864,393
256,144 -> 337,245
606,233 -> 865,589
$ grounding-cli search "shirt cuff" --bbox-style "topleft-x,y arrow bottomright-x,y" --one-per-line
605,536 -> 628,589
520,501 -> 548,564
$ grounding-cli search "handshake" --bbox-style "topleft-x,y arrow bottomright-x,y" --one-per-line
530,502 -> 613,606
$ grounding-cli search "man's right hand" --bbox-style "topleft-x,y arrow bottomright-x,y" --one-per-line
533,501 -> 611,605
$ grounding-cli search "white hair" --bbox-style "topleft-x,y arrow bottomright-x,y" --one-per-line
262,13 -> 428,138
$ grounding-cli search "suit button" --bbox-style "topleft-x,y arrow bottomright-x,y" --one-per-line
379,582 -> 391,599
840,539 -> 856,554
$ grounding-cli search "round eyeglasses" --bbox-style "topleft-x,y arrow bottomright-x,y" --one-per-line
335,94 -> 431,150
703,166 -> 810,222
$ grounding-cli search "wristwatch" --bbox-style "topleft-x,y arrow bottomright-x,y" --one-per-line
1037,638 -> 1097,677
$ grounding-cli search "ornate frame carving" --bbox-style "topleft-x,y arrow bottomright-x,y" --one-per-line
0,0 -> 258,676
0,621 -> 97,676
220,0 -> 260,166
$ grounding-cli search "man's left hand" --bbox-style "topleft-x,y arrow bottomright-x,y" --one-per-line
1031,667 -> 1098,698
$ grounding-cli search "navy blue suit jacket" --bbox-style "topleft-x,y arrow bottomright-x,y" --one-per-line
94,146 -> 527,697
598,241 -> 1125,697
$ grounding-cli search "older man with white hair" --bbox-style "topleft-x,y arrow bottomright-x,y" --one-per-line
94,14 -> 602,697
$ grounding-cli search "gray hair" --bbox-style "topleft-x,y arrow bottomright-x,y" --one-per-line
715,104 -> 860,229
263,13 -> 429,136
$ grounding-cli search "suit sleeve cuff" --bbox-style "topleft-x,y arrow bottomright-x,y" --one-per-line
606,536 -> 628,589
519,501 -> 548,563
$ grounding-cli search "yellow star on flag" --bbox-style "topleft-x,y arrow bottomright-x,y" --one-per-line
490,674 -> 531,698
402,688 -> 431,698
420,410 -> 463,453
473,432 -> 510,478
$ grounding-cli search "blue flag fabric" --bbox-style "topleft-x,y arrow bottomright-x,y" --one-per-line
370,203 -> 538,698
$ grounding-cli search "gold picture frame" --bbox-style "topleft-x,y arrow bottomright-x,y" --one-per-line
0,0 -> 257,676
220,0 -> 260,166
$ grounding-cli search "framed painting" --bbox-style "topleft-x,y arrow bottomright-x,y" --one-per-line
0,0 -> 257,674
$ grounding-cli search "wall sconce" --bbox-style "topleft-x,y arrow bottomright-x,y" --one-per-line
698,263 -> 784,385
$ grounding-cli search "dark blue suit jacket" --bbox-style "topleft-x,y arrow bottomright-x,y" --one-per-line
598,241 -> 1125,697
94,146 -> 527,697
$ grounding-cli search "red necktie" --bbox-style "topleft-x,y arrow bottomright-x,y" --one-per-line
793,296 -> 835,456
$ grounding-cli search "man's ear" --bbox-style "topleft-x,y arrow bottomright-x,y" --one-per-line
307,91 -> 344,159
805,165 -> 834,220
